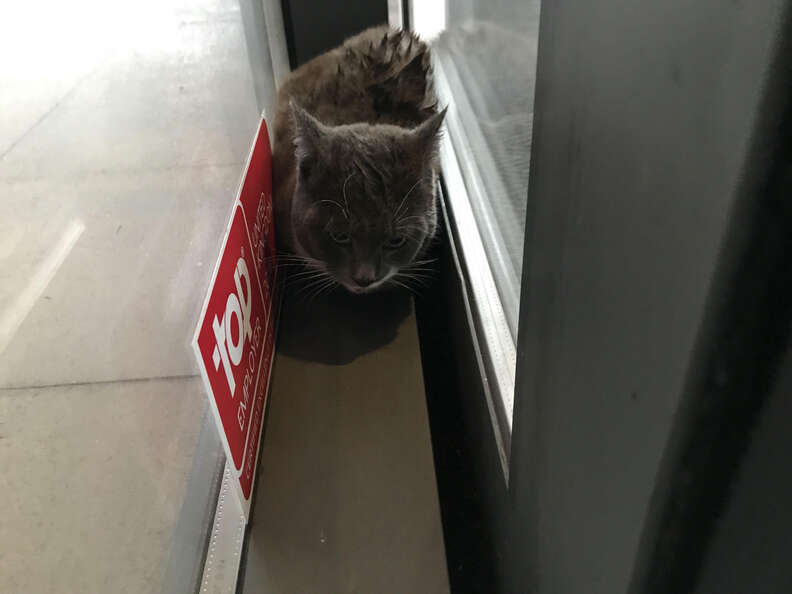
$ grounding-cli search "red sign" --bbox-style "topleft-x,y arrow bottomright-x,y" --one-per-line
193,116 -> 277,517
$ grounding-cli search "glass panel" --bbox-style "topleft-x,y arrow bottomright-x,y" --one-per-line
0,0 -> 261,590
431,0 -> 541,338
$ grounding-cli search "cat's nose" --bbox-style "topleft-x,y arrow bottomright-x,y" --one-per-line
352,274 -> 375,288
352,264 -> 377,288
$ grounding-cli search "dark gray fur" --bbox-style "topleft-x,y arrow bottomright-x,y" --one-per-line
272,26 -> 445,293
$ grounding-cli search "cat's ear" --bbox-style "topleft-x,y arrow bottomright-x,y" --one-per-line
410,107 -> 447,158
290,101 -> 327,177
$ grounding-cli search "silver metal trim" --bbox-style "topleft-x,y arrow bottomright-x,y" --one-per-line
260,0 -> 290,87
199,462 -> 247,594
160,406 -> 226,594
439,185 -> 511,482
434,59 -> 517,458
388,0 -> 404,29
434,54 -> 522,339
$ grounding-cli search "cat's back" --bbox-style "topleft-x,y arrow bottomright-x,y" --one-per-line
274,26 -> 436,136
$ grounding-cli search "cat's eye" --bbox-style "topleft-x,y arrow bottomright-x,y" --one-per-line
329,230 -> 351,245
385,236 -> 407,250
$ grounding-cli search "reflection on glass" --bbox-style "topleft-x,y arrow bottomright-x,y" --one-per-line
433,0 -> 541,337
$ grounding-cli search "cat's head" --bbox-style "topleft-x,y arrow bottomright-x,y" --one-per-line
288,102 -> 446,293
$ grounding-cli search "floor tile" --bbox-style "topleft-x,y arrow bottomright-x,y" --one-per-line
0,18 -> 258,182
0,376 -> 206,594
0,164 -> 246,387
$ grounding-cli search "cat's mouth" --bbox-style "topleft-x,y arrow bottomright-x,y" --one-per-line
342,278 -> 387,294
340,271 -> 395,294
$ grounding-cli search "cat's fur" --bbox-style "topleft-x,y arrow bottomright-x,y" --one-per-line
272,26 -> 445,293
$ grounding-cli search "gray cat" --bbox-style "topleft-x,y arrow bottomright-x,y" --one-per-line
272,26 -> 445,294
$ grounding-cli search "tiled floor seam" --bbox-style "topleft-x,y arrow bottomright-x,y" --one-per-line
0,372 -> 200,393
0,67 -> 102,161
0,160 -> 244,184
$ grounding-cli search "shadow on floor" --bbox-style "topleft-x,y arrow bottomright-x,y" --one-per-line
275,283 -> 412,365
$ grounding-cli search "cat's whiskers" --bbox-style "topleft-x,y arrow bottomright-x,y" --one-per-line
294,271 -> 333,300
289,269 -> 328,282
397,226 -> 428,238
301,274 -> 339,303
401,260 -> 436,270
342,172 -> 354,214
271,252 -> 328,274
320,199 -> 349,220
307,277 -> 337,302
393,258 -> 437,292
285,264 -> 327,288
389,277 -> 415,293
276,262 -> 318,270
263,253 -> 325,272
397,272 -> 431,286
399,265 -> 435,276
262,252 -> 310,261
396,215 -> 429,223
411,257 -> 438,265
393,177 -> 425,221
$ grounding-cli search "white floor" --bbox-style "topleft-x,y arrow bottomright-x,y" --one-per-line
0,1 -> 259,591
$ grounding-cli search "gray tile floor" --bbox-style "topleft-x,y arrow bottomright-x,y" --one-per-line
0,1 -> 259,591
